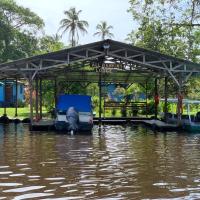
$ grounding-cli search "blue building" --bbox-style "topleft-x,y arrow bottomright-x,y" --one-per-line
0,81 -> 25,106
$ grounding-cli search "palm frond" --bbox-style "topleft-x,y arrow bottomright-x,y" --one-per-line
94,21 -> 114,40
58,7 -> 88,46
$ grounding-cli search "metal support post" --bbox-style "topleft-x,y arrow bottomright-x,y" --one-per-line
35,77 -> 39,119
154,78 -> 158,119
29,78 -> 33,123
4,79 -> 6,116
54,78 -> 57,108
39,78 -> 43,119
15,78 -> 18,117
164,77 -> 168,122
99,68 -> 102,126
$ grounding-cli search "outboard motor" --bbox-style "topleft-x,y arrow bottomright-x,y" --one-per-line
66,107 -> 79,133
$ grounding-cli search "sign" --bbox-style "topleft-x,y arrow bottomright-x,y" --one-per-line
91,61 -> 124,73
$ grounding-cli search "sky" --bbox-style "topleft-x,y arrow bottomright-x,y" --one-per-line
15,0 -> 136,45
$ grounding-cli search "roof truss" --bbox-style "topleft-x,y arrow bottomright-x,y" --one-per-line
0,40 -> 200,85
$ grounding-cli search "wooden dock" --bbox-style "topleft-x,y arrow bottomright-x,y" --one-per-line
137,119 -> 180,131
30,118 -> 180,132
31,119 -> 55,131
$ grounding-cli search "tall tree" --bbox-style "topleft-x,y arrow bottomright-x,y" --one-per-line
127,0 -> 200,62
93,21 -> 114,40
38,34 -> 65,53
0,0 -> 44,62
58,7 -> 88,47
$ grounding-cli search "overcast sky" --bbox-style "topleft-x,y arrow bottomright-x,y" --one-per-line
15,0 -> 136,45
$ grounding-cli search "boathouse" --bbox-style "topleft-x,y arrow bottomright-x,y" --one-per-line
0,40 -> 200,127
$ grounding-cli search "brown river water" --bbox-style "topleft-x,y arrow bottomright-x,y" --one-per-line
0,124 -> 200,199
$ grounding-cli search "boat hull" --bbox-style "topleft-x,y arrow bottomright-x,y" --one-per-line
183,124 -> 200,132
55,121 -> 93,133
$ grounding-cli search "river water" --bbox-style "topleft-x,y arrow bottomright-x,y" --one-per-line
0,124 -> 200,199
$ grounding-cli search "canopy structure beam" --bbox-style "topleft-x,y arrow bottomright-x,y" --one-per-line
0,39 -> 199,124
0,40 -> 199,83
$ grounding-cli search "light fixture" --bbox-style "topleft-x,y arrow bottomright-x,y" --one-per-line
103,43 -> 110,50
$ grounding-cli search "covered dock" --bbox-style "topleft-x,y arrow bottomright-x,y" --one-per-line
0,39 -> 200,130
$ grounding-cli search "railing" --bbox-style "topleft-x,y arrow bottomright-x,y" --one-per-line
104,101 -> 147,109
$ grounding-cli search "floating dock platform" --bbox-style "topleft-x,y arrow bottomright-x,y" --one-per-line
138,119 -> 180,131
30,118 -> 180,132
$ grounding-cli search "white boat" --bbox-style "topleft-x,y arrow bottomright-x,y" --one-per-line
55,94 -> 93,133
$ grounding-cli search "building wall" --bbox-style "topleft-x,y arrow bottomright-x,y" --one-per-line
13,84 -> 24,102
0,84 -> 4,102
0,82 -> 24,105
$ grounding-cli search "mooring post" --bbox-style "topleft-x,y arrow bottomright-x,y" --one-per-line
154,78 -> 159,119
15,77 -> 18,117
39,78 -> 43,119
4,79 -> 6,116
164,76 -> 168,122
35,77 -> 39,120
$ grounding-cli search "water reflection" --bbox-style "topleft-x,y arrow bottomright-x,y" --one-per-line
0,124 -> 199,199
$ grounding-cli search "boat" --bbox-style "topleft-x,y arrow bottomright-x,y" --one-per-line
55,94 -> 93,133
162,98 -> 200,132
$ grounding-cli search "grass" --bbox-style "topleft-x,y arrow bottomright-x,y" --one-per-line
0,107 -> 48,119
1,103 -> 199,120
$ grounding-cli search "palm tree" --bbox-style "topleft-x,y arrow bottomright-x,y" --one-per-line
59,7 -> 89,47
93,21 -> 114,40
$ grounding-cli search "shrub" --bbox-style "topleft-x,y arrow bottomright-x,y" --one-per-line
17,99 -> 26,107
121,107 -> 127,117
112,108 -> 116,116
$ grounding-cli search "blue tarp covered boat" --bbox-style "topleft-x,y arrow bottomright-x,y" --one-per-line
55,94 -> 93,133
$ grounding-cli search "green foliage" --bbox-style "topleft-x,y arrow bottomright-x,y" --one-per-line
146,101 -> 156,115
112,109 -> 116,116
41,80 -> 55,111
184,77 -> 200,100
37,34 -> 65,54
0,0 -> 44,29
93,21 -> 114,40
58,7 -> 89,46
17,99 -> 26,108
127,0 -> 200,62
0,0 -> 44,62
132,107 -> 139,116
121,107 -> 127,117
127,0 -> 200,103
